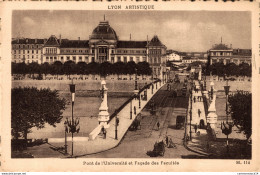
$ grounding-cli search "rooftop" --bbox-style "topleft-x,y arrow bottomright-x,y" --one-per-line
117,41 -> 147,48
12,38 -> 44,44
210,43 -> 232,50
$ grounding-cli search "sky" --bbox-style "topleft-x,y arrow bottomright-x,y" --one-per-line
12,10 -> 251,52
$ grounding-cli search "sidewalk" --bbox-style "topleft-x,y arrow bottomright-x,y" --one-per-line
185,80 -> 211,156
44,81 -> 166,157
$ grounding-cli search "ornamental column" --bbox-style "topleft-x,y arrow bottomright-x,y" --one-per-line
98,80 -> 110,129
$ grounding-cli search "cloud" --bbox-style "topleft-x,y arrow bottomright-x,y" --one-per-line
22,17 -> 35,26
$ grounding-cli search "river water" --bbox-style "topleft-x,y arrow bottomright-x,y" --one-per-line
28,96 -> 128,139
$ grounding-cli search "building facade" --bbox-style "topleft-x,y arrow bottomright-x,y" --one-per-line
208,43 -> 251,65
12,20 -> 167,76
11,39 -> 44,64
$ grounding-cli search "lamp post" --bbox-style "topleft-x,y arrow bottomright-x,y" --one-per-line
222,79 -> 232,156
189,87 -> 192,141
210,81 -> 214,100
144,82 -> 147,101
68,80 -> 80,156
152,67 -> 154,94
130,100 -> 132,120
64,119 -> 68,155
138,86 -> 141,109
115,111 -> 118,140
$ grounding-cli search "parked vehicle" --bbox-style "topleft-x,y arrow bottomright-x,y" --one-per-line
176,115 -> 185,129
153,141 -> 165,156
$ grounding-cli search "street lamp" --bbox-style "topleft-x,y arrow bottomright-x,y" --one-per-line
64,119 -> 68,155
130,99 -> 132,120
222,79 -> 232,156
204,70 -> 207,91
138,85 -> 141,109
152,67 -> 154,94
189,87 -> 192,141
210,81 -> 214,100
144,82 -> 147,101
67,80 -> 80,156
135,68 -> 138,93
115,111 -> 118,140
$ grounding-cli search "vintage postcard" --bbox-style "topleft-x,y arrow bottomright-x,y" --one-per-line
0,1 -> 259,172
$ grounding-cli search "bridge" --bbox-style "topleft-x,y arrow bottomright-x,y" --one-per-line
49,77 -> 167,157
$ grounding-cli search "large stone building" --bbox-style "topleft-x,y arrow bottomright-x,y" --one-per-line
208,43 -> 251,65
12,20 -> 167,76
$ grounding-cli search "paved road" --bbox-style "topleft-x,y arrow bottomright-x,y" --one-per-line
83,82 -> 204,158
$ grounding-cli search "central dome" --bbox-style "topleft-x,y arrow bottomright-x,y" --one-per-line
90,21 -> 118,40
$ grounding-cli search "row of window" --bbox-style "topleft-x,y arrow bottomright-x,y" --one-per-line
44,55 -> 148,63
117,50 -> 146,54
12,44 -> 42,49
45,48 -> 57,54
60,49 -> 89,53
148,57 -> 161,64
211,51 -> 232,56
149,49 -> 161,55
13,55 -> 41,59
212,58 -> 250,64
13,60 -> 39,64
13,50 -> 41,54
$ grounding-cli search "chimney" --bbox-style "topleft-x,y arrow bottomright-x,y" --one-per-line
59,34 -> 61,45
78,37 -> 80,41
130,34 -> 131,41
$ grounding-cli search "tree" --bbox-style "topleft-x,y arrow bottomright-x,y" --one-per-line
40,62 -> 51,79
11,87 -> 66,141
28,62 -> 40,78
99,61 -> 112,77
86,62 -> 99,75
63,60 -> 76,78
137,61 -> 152,76
126,61 -> 137,79
77,62 -> 87,78
52,61 -> 63,79
225,63 -> 239,77
239,63 -> 250,77
228,91 -> 252,140
112,62 -> 126,78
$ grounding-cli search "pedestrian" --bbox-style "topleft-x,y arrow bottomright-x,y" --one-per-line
194,124 -> 198,133
103,128 -> 107,139
198,109 -> 201,118
157,121 -> 160,131
116,117 -> 119,126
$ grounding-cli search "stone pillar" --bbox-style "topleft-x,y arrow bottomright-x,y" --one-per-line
207,94 -> 218,129
98,80 -> 110,129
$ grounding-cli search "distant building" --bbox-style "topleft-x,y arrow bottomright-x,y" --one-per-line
165,52 -> 182,62
180,52 -> 208,64
208,43 -> 251,65
12,19 -> 167,76
11,38 -> 44,64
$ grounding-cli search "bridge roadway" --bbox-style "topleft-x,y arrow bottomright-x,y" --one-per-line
82,82 -> 204,158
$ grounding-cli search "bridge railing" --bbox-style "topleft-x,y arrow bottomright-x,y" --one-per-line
108,79 -> 161,123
